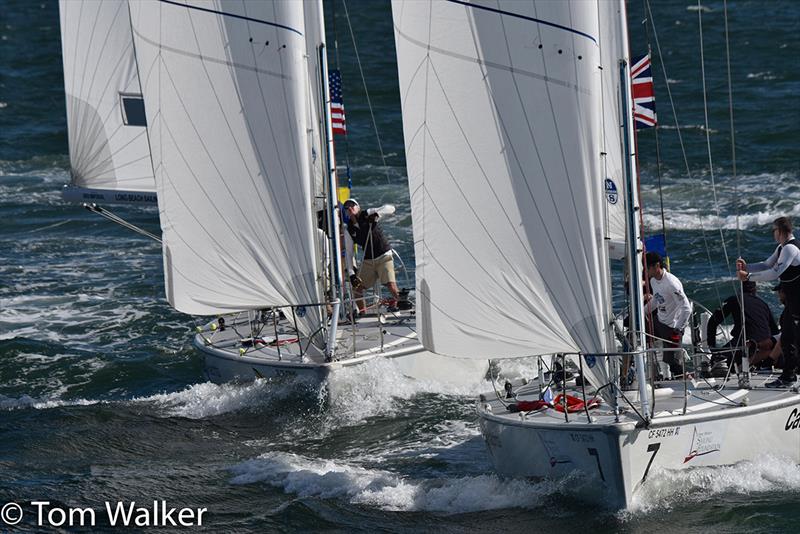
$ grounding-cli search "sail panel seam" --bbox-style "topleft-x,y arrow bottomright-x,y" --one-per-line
445,0 -> 597,45
158,0 -> 303,36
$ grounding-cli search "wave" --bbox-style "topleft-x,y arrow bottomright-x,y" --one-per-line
624,455 -> 800,516
229,451 -> 800,515
129,378 -> 323,419
229,451 -> 581,513
656,124 -> 718,134
639,172 -> 800,231
747,71 -> 779,81
323,357 -> 490,425
0,393 -> 101,411
643,203 -> 800,231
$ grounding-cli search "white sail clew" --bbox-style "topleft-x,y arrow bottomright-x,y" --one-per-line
128,0 -> 323,340
598,1 -> 629,260
59,0 -> 157,204
393,1 -> 614,381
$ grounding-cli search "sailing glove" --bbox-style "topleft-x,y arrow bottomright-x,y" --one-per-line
350,274 -> 363,289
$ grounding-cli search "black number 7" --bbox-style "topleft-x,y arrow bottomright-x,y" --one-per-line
588,448 -> 605,481
640,442 -> 661,485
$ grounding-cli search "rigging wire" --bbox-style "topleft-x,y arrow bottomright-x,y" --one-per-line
697,0 -> 734,278
698,0 -> 748,354
722,0 -> 748,360
330,0 -> 354,193
340,0 -> 393,185
639,1 -> 669,263
644,0 -> 725,312
83,203 -> 162,243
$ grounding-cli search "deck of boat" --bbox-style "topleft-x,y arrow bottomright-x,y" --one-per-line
481,371 -> 800,428
195,308 -> 424,365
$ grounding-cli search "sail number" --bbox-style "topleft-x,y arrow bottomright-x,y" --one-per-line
648,426 -> 680,439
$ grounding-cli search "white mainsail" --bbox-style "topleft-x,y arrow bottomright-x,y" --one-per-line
393,1 -> 615,370
598,1 -> 629,260
129,0 -> 323,339
303,0 -> 327,204
59,0 -> 156,204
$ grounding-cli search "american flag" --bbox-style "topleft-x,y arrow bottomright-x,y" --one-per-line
631,54 -> 657,129
329,69 -> 346,135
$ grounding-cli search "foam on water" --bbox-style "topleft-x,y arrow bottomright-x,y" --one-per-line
323,356 -> 490,425
686,4 -> 712,13
747,71 -> 779,81
0,393 -> 101,411
229,451 -> 576,513
643,203 -> 800,232
625,455 -> 800,516
639,172 -> 800,231
130,377 -> 323,419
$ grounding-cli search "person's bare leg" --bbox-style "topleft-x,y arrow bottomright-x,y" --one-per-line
353,287 -> 366,314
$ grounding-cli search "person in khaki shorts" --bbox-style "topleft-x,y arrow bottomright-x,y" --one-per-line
343,199 -> 399,314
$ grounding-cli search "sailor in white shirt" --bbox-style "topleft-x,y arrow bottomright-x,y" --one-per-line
644,251 -> 692,377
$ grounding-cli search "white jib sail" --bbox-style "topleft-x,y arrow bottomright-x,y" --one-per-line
393,1 -> 613,366
59,0 -> 156,203
129,0 -> 323,335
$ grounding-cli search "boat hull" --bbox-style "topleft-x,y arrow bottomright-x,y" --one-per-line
479,393 -> 800,508
196,334 -> 488,387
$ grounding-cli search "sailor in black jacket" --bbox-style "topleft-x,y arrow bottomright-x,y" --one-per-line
737,216 -> 800,387
706,280 -> 778,365
343,199 -> 400,314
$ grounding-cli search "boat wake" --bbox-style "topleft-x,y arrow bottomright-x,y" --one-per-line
229,451 -> 583,514
324,357 -> 489,424
625,455 -> 800,516
0,393 -> 101,411
129,378 -> 324,419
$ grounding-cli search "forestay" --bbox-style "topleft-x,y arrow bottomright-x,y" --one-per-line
129,0 -> 323,338
59,0 -> 156,204
393,1 -> 614,373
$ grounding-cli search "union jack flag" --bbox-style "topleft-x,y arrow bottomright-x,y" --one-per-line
631,53 -> 657,129
329,69 -> 346,135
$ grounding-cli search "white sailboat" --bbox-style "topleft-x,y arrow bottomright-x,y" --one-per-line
59,0 -> 487,386
393,0 -> 800,508
59,0 -> 157,205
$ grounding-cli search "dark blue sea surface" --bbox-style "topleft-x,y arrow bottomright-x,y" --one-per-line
1,0 -> 799,532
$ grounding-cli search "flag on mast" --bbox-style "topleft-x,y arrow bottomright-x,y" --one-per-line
329,70 -> 347,135
631,54 -> 657,129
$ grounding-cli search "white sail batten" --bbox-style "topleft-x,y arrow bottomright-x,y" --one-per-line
393,0 -> 612,363
129,0 -> 322,329
59,0 -> 156,203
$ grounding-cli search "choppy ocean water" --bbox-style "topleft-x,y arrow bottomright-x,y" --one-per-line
1,0 -> 799,532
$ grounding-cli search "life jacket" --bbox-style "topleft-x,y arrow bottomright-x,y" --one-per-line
779,238 -> 800,286
347,211 -> 391,260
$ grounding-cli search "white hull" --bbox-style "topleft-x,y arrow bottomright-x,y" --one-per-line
195,311 -> 488,387
479,378 -> 800,508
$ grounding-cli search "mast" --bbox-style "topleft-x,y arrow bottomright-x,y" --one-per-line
318,33 -> 343,361
618,0 -> 650,420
